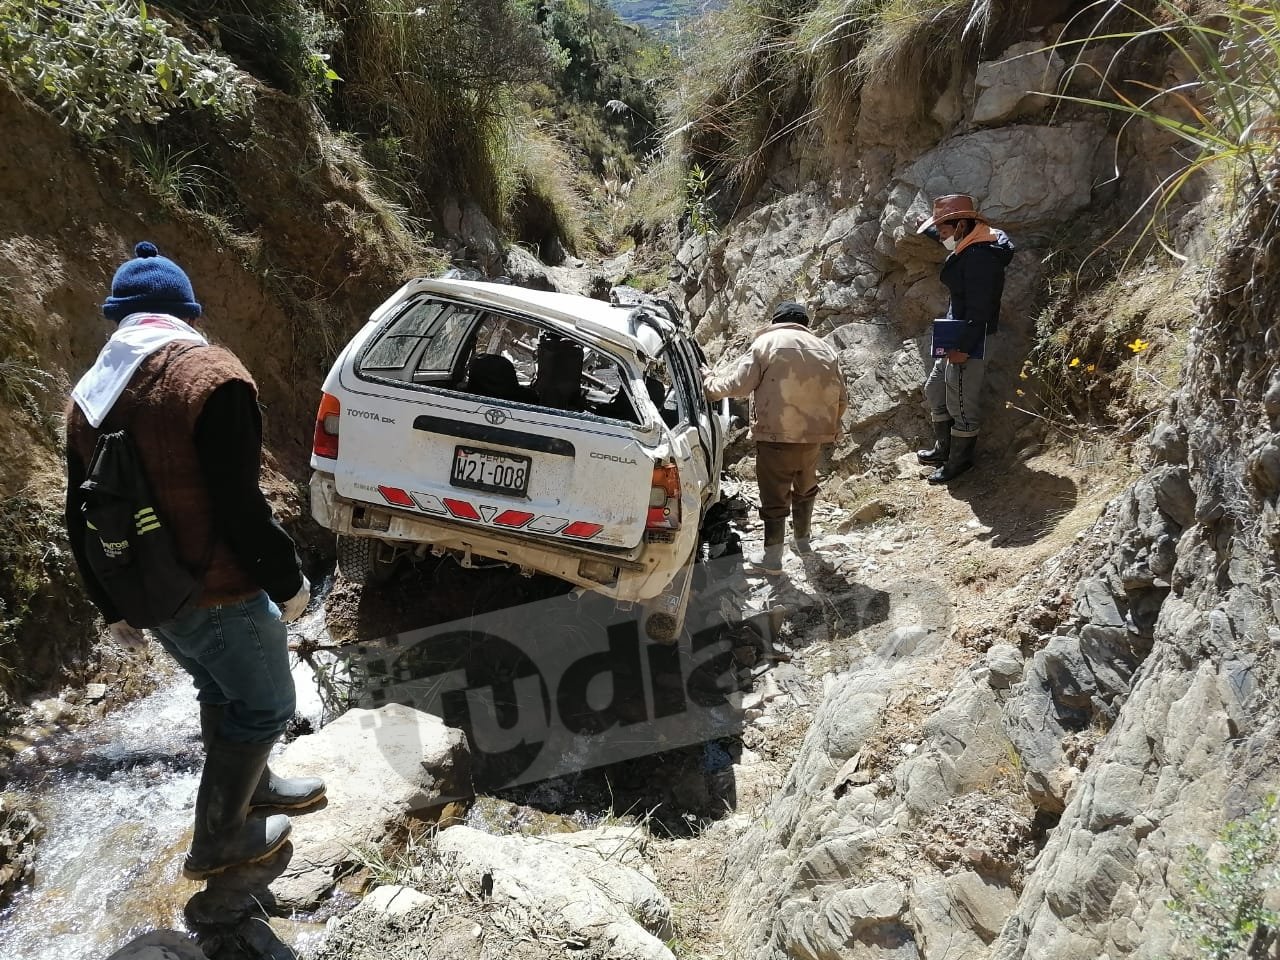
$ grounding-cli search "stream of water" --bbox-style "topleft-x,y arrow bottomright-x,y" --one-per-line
0,600 -> 333,960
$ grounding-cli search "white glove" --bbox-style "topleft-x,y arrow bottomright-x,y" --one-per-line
108,620 -> 146,652
279,576 -> 311,624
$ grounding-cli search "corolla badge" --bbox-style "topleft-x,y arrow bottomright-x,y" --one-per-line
484,408 -> 509,426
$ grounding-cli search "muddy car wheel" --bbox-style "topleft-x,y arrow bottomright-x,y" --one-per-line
640,547 -> 697,645
336,535 -> 400,584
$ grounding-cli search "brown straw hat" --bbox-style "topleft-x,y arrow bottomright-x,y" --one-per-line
916,194 -> 988,234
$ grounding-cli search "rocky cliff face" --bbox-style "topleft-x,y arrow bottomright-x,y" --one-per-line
674,20 -> 1280,960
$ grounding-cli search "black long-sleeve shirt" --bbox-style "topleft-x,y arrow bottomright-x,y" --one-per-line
66,380 -> 302,623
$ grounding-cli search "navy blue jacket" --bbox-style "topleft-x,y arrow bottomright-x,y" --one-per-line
929,228 -> 1015,356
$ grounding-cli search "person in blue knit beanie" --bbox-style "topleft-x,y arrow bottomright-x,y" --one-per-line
66,241 -> 323,880
101,241 -> 203,322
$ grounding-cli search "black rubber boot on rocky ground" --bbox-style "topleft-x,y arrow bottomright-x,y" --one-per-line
199,704 -> 325,811
184,736 -> 291,880
748,519 -> 787,575
791,496 -> 817,555
928,434 -> 978,484
917,420 -> 953,465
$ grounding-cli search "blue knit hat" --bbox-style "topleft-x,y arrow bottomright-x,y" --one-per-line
102,241 -> 202,323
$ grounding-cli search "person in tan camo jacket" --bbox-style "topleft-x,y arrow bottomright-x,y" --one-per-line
703,300 -> 848,575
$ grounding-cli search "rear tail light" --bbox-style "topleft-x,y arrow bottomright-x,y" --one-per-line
646,463 -> 681,531
313,392 -> 341,460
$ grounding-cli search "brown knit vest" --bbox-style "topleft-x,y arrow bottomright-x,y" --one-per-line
67,341 -> 261,608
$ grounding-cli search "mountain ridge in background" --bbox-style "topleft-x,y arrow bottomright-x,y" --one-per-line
608,0 -> 717,31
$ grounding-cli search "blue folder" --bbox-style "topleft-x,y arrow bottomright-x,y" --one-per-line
931,318 -> 984,359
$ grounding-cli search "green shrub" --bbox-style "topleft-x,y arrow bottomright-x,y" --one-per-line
1168,796 -> 1280,960
0,0 -> 253,140
159,0 -> 341,100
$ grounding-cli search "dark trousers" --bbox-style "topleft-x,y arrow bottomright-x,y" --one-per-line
756,441 -> 821,521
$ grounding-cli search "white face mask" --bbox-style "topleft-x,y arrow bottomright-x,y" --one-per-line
942,236 -> 959,252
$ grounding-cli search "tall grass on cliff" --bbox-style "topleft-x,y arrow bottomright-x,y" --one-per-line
672,0 -> 1007,203
1050,0 -> 1280,261
322,0 -> 549,226
0,0 -> 252,140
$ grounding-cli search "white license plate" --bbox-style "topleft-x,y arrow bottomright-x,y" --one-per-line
450,446 -> 531,497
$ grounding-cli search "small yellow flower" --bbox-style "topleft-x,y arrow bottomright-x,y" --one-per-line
1019,370 -> 1029,380
1016,388 -> 1025,396
1086,364 -> 1096,373
1127,338 -> 1151,353
1069,357 -> 1081,368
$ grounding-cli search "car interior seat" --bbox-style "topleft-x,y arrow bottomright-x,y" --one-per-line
534,333 -> 586,410
466,353 -> 538,404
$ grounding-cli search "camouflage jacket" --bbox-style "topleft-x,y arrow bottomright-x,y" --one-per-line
704,323 -> 848,444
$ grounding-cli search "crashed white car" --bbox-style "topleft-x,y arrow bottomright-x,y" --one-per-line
309,277 -> 727,641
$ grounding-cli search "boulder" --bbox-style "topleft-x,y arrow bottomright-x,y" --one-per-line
502,245 -> 556,292
973,41 -> 1066,125
262,704 -> 471,911
104,931 -> 206,959
434,825 -> 675,960
890,123 -> 1107,243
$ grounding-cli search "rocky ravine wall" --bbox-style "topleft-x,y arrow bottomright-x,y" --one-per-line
706,112 -> 1280,960
672,23 -> 1195,475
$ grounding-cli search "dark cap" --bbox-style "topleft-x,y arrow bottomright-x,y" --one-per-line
771,300 -> 809,325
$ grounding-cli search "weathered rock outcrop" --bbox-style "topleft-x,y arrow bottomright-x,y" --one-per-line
697,21 -> 1280,960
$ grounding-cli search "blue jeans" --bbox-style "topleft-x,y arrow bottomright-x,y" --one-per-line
152,591 -> 296,743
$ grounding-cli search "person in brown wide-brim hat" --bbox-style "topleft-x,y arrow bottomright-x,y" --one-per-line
912,193 -> 1015,484
916,193 -> 989,234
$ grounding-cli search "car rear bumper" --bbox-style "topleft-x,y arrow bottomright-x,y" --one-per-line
310,472 -> 689,602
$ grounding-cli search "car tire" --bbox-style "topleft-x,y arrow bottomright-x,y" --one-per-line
336,534 -> 400,584
641,546 -> 697,645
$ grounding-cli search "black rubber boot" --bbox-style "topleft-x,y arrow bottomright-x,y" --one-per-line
928,434 -> 978,484
917,420 -> 952,465
791,495 -> 817,555
184,735 -> 291,880
748,519 -> 787,575
199,704 -> 325,811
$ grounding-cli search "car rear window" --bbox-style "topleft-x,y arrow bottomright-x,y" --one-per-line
359,298 -> 480,379
357,294 -> 646,424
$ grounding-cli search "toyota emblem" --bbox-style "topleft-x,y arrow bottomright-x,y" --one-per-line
484,408 -> 508,426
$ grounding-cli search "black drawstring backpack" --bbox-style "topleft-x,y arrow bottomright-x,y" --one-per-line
79,429 -> 202,628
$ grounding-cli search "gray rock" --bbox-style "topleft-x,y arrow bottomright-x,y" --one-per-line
359,884 -> 435,916
1075,578 -> 1126,628
104,931 -> 205,959
264,704 -> 471,910
1248,436 -> 1280,496
986,643 -> 1025,687
947,870 -> 1018,939
893,123 -> 1106,239
973,41 -> 1065,125
434,825 -> 674,960
1152,465 -> 1196,529
1149,423 -> 1188,465
910,876 -> 991,960
502,245 -> 556,292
